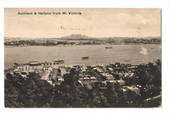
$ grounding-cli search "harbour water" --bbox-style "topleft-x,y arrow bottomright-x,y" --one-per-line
4,44 -> 161,68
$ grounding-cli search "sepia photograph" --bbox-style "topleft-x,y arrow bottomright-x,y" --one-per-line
4,8 -> 161,108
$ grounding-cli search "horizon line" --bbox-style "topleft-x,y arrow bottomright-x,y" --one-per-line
4,34 -> 161,39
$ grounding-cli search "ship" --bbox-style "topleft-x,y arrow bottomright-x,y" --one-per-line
82,56 -> 89,60
53,59 -> 64,64
105,46 -> 112,49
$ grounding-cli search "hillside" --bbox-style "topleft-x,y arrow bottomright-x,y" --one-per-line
4,34 -> 161,46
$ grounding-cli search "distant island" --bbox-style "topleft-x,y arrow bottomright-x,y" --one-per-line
4,34 -> 161,46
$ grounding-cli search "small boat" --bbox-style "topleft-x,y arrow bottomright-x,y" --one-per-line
124,59 -> 130,62
82,56 -> 89,60
28,61 -> 40,66
53,59 -> 64,64
105,46 -> 112,49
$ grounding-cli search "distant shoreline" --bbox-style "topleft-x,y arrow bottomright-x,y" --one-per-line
4,34 -> 161,46
4,43 -> 161,47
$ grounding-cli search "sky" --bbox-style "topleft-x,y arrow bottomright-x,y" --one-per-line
4,8 -> 161,38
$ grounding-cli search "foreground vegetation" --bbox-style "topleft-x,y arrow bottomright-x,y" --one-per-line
5,60 -> 161,107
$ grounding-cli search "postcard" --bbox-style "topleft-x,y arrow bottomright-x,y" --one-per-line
4,8 -> 161,108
